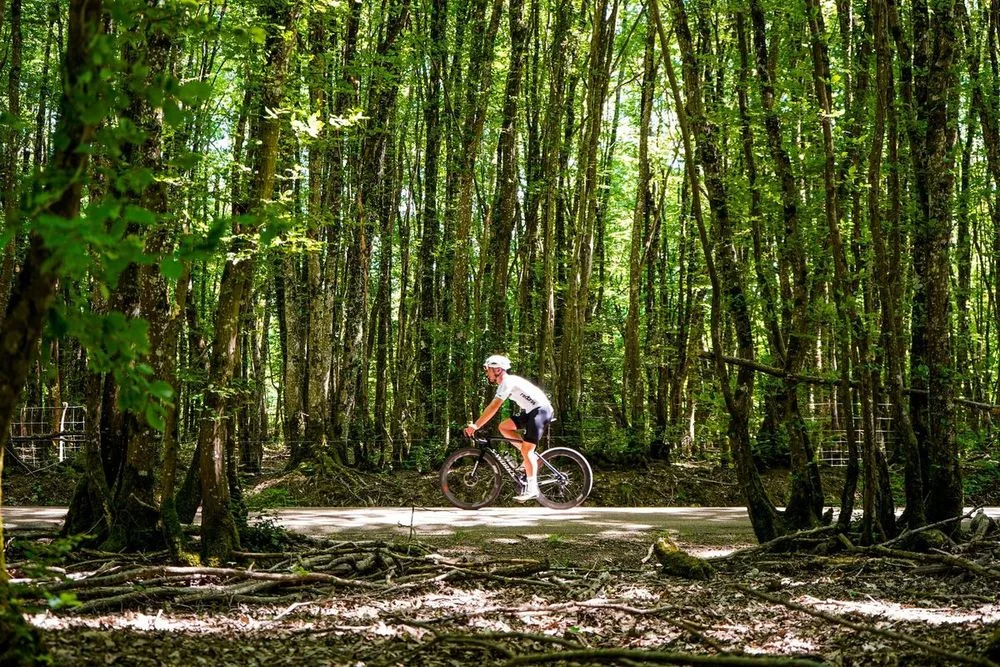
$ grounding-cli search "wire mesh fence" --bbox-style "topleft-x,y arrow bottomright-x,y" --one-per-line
805,401 -> 894,467
7,404 -> 87,471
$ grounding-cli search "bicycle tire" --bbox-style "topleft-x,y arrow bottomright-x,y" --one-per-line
535,447 -> 593,509
440,448 -> 502,510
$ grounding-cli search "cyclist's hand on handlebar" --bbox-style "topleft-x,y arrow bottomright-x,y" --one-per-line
463,422 -> 478,438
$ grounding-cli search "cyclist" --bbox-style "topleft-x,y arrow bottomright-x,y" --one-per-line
464,354 -> 554,501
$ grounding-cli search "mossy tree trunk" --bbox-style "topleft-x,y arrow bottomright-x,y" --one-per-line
0,0 -> 105,660
199,0 -> 300,562
654,0 -> 786,542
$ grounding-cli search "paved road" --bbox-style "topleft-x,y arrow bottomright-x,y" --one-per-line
5,506 -> 998,546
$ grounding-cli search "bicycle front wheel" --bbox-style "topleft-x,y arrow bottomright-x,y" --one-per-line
536,447 -> 593,510
440,448 -> 502,510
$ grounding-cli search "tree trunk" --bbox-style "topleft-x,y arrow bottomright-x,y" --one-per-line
623,20 -> 655,438
199,0 -> 300,562
417,0 -> 447,437
301,7 -> 336,465
748,0 -> 823,529
654,0 -> 784,542
558,0 -> 616,433
484,0 -> 529,360
333,0 -> 409,459
882,0 -> 924,528
448,0 -> 503,427
101,0 -> 175,553
0,0 -> 22,314
536,0 -> 572,393
0,0 -> 103,659
915,0 -> 961,525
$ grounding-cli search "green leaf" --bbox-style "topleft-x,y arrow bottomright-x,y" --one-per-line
124,204 -> 158,226
177,80 -> 214,104
163,99 -> 184,127
160,257 -> 185,282
145,403 -> 166,432
149,380 -> 175,401
47,592 -> 81,610
48,307 -> 70,338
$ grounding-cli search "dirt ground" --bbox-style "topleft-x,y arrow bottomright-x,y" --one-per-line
6,460 -> 1000,666
13,515 -> 1000,666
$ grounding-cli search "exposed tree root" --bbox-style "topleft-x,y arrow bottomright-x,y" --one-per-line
501,647 -> 826,665
9,539 -> 585,613
736,584 -> 1000,667
838,534 -> 1000,581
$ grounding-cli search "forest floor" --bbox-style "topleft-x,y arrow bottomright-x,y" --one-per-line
5,457 -> 1000,665
11,509 -> 1000,666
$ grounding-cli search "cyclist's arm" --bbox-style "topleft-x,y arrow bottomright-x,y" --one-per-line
471,397 -> 504,431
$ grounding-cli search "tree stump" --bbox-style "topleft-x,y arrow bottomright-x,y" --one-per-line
653,536 -> 713,580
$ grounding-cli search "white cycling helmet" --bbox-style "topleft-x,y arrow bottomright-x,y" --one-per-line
483,354 -> 512,370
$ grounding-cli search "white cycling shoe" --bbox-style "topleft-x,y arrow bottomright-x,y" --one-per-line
514,479 -> 539,502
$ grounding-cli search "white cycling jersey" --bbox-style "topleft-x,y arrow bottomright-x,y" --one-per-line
494,374 -> 552,412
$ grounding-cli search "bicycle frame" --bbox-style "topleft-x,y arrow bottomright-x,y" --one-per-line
468,435 -> 527,487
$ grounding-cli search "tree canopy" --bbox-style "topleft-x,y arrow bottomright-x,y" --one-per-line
0,0 -> 997,557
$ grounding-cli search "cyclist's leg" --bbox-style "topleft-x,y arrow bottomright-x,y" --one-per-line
502,413 -> 541,501
523,407 -> 554,477
499,417 -> 536,477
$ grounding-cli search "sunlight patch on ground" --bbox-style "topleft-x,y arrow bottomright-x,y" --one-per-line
28,588 -> 507,637
797,596 -> 1000,625
249,471 -> 305,494
727,618 -> 821,657
617,586 -> 658,601
688,546 -> 746,558
251,506 -> 753,539
747,634 -> 820,656
29,610 -> 250,633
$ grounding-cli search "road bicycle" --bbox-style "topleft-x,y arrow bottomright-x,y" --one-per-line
440,435 -> 593,510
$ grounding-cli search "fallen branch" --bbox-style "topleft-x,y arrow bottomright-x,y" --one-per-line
736,584 -> 1000,667
847,544 -> 1000,581
880,509 -> 976,549
719,524 -> 838,560
403,599 -> 724,652
47,565 -> 382,594
700,353 -> 1000,409
503,647 -> 825,666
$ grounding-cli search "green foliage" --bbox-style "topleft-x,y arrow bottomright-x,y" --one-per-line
52,304 -> 174,431
239,515 -> 294,552
17,534 -> 87,569
963,458 -> 1000,501
246,486 -> 299,510
0,593 -> 50,666
5,535 -> 85,622
752,426 -> 791,469
45,591 -> 81,611
3,0 -> 996,506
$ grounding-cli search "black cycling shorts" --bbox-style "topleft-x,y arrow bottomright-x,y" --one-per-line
511,405 -> 554,444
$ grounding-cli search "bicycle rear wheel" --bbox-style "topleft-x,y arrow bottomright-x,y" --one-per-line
440,448 -> 502,510
536,447 -> 593,509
